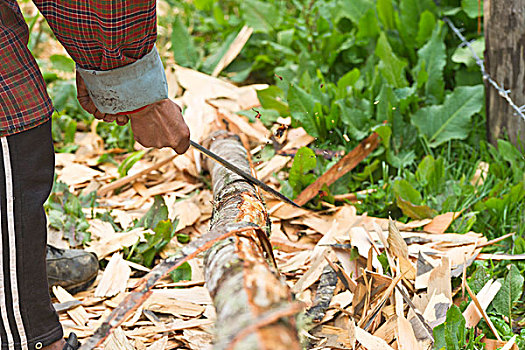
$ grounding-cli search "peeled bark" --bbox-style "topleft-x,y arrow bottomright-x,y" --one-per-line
203,131 -> 301,350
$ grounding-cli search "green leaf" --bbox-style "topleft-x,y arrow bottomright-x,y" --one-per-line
241,0 -> 282,33
468,266 -> 490,294
338,103 -> 369,141
170,262 -> 192,283
356,9 -> 380,40
194,0 -> 213,11
415,11 -> 436,47
492,264 -> 524,321
136,196 -> 169,230
416,21 -> 446,103
172,17 -> 199,67
415,156 -> 445,193
177,233 -> 190,244
337,68 -> 360,97
411,85 -> 484,147
375,33 -> 408,88
434,306 -> 468,350
338,0 -> 373,24
399,0 -> 437,43
462,0 -> 483,18
288,85 -> 320,137
288,147 -> 317,196
118,150 -> 146,178
451,38 -> 484,68
50,54 -> 75,73
376,0 -> 395,29
257,86 -> 289,115
372,124 -> 392,148
393,179 -> 437,219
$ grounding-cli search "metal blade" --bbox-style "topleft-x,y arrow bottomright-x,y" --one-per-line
190,140 -> 300,208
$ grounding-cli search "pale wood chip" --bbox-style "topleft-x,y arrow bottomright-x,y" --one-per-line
355,326 -> 395,350
52,286 -> 89,327
94,253 -> 131,298
104,327 -> 136,350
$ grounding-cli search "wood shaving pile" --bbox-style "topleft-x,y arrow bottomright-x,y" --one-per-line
49,65 -> 511,350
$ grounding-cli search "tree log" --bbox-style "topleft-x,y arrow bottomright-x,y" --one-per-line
484,0 -> 525,148
203,131 -> 301,350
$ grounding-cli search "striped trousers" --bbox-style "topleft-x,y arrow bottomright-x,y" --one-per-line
0,120 -> 62,350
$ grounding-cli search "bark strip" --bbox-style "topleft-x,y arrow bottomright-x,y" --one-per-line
204,131 -> 301,350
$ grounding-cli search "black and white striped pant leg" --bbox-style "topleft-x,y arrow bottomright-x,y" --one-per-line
0,120 -> 62,350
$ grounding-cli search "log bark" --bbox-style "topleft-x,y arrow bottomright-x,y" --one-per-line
484,0 -> 525,148
203,131 -> 301,350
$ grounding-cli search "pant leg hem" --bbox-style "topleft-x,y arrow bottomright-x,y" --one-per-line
0,324 -> 64,350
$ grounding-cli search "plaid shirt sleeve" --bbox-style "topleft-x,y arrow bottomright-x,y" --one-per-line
0,0 -> 166,137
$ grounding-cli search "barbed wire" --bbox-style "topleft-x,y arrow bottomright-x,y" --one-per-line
443,17 -> 525,122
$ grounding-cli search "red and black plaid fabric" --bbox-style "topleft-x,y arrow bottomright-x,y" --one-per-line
0,0 -> 157,137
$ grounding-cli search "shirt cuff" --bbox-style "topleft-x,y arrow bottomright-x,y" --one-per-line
76,46 -> 168,114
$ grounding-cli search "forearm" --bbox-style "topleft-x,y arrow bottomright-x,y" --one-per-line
34,1 -> 168,114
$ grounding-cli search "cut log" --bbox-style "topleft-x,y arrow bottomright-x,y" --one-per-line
204,131 -> 301,350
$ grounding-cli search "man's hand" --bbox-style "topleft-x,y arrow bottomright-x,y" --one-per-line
129,100 -> 190,154
76,72 -> 190,154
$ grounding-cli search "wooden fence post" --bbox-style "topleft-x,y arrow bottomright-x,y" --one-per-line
484,0 -> 525,149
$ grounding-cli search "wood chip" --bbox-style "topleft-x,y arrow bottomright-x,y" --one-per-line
94,253 -> 131,298
103,327 -> 135,350
53,286 -> 89,327
355,326 -> 395,350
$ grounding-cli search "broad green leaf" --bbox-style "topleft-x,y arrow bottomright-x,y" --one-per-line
172,17 -> 199,68
376,0 -> 394,29
468,266 -> 490,294
372,124 -> 392,148
288,85 -> 320,137
170,262 -> 192,282
433,305 -> 467,350
338,0 -> 373,24
444,305 -> 466,350
416,21 -> 446,104
411,85 -> 484,147
415,11 -> 436,47
194,0 -> 213,11
136,196 -> 169,230
337,68 -> 360,97
375,33 -> 408,88
399,0 -> 437,42
288,147 -> 317,196
241,0 -> 282,33
393,179 -> 437,219
277,29 -> 295,47
415,156 -> 445,193
492,264 -> 524,320
451,38 -> 484,68
118,150 -> 146,178
50,54 -> 75,73
433,323 -> 446,350
462,0 -> 483,18
257,86 -> 289,115
356,9 -> 380,40
338,104 -> 369,141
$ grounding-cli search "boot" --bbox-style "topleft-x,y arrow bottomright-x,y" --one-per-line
46,245 -> 98,294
